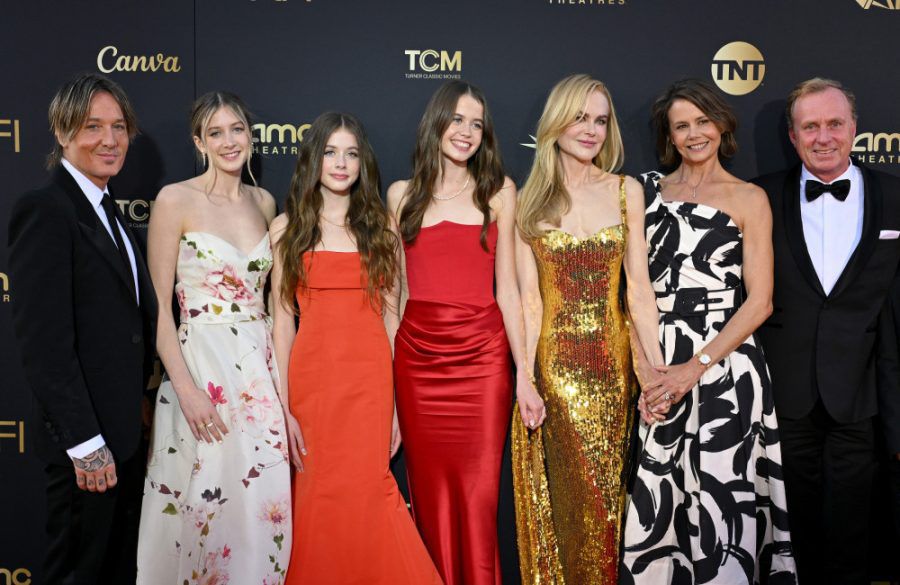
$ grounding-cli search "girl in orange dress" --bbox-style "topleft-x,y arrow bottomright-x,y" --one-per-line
270,112 -> 442,584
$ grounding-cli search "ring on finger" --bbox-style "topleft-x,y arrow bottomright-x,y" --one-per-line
205,421 -> 215,428
664,391 -> 672,401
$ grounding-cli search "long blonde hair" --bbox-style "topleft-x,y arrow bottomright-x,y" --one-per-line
517,74 -> 624,239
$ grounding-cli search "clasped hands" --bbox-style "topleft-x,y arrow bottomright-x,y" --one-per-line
636,358 -> 706,425
516,370 -> 546,430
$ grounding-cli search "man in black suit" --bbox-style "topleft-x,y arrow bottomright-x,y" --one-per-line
8,74 -> 156,584
753,78 -> 900,585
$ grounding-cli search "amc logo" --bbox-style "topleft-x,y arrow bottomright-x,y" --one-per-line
853,131 -> 900,165
252,123 -> 311,156
711,42 -> 765,96
1,271 -> 9,303
0,567 -> 31,585
114,199 -> 153,227
0,119 -> 20,153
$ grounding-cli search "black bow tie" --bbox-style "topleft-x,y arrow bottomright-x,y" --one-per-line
806,179 -> 851,202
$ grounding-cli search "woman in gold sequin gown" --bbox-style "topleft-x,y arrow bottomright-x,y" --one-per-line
513,75 -> 665,584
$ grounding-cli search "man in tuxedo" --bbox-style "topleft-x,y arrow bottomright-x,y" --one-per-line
753,78 -> 900,584
8,73 -> 156,584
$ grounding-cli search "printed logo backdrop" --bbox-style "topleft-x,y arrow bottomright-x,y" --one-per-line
1,0 -> 898,582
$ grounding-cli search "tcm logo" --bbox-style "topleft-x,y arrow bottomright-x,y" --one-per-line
0,421 -> 25,453
711,42 -> 765,96
404,50 -> 462,80
853,131 -> 900,165
855,0 -> 898,7
0,568 -> 30,585
115,199 -> 154,228
97,45 -> 182,73
0,119 -> 20,153
251,122 -> 311,156
1,271 -> 9,303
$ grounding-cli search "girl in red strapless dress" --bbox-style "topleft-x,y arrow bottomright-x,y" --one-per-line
387,81 -> 544,585
272,112 -> 441,585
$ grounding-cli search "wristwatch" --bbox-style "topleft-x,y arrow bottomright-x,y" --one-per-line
695,352 -> 712,368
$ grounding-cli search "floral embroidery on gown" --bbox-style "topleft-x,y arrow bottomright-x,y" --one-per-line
138,231 -> 292,585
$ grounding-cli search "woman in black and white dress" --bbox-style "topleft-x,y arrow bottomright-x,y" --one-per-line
621,79 -> 797,585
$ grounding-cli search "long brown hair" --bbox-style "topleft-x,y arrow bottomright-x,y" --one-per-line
398,81 -> 504,250
277,112 -> 397,311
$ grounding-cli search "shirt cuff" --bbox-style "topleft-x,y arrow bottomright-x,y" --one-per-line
66,435 -> 106,460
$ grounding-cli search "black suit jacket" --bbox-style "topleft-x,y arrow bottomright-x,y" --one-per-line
752,163 -> 900,451
8,167 -> 157,465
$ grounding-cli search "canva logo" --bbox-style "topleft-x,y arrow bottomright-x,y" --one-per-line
0,119 -> 20,153
853,131 -> 900,165
0,421 -> 25,453
711,42 -> 765,96
0,271 -> 9,303
0,567 -> 31,585
251,122 -> 311,156
404,50 -> 462,80
115,198 -> 154,228
97,46 -> 182,73
855,0 -> 898,8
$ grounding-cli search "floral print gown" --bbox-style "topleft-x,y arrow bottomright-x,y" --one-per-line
138,231 -> 292,585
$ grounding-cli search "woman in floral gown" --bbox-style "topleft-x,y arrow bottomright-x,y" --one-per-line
137,92 -> 292,584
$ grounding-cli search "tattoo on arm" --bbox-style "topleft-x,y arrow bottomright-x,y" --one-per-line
73,445 -> 112,472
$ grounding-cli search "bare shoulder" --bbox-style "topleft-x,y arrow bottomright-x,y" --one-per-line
386,179 -> 410,216
622,175 -> 646,211
248,185 -> 278,220
490,176 -> 518,211
732,180 -> 770,213
154,182 -> 198,216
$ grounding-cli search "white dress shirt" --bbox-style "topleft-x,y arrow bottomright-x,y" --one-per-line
61,158 -> 140,460
799,162 -> 864,295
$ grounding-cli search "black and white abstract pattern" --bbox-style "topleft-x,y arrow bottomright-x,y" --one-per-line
621,173 -> 797,585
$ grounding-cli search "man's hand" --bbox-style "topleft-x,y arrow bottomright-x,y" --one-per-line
73,445 -> 117,493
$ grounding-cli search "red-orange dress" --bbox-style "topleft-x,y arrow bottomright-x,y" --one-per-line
395,221 -> 512,585
286,251 -> 441,585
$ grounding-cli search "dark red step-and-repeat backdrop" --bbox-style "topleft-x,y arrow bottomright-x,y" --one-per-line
1,1 -> 898,583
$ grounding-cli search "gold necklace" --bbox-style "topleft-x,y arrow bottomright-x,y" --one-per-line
432,176 -> 470,201
320,214 -> 348,228
680,168 -> 705,199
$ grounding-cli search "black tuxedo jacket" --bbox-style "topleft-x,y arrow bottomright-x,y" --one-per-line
8,167 -> 157,465
752,163 -> 900,451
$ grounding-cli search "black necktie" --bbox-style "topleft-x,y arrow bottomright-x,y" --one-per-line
99,193 -> 136,298
805,179 -> 851,202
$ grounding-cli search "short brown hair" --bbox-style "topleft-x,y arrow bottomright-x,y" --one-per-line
785,77 -> 857,129
651,79 -> 738,167
47,73 -> 138,169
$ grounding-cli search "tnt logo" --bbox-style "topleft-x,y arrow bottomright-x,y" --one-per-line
711,42 -> 765,96
1,272 -> 9,303
0,421 -> 25,453
0,568 -> 31,585
0,119 -> 20,153
404,50 -> 462,79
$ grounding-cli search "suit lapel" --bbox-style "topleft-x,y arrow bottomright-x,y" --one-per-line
829,163 -> 881,298
55,168 -> 138,303
783,166 -> 826,298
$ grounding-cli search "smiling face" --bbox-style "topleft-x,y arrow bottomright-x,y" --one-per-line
440,94 -> 484,164
58,91 -> 129,190
666,98 -> 722,166
196,106 -> 250,174
556,89 -> 609,163
789,87 -> 856,183
319,127 -> 360,196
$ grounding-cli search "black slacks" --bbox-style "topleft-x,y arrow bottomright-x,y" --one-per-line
43,451 -> 143,585
777,400 -> 875,585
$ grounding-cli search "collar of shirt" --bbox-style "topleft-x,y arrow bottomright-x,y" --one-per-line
61,158 -> 109,212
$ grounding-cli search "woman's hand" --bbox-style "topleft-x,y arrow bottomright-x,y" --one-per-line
177,386 -> 228,444
390,407 -> 402,458
516,371 -> 546,430
284,410 -> 307,471
636,360 -> 668,424
644,359 -> 705,412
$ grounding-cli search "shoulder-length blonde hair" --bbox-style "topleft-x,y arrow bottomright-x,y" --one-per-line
517,74 -> 624,239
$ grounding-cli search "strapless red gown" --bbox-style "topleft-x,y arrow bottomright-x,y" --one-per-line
395,221 -> 512,585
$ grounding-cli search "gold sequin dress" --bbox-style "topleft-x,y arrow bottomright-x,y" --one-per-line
512,175 -> 639,585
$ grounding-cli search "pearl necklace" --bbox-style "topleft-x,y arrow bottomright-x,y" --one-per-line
432,176 -> 470,201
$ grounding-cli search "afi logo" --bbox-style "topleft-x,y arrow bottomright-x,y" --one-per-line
1,271 -> 9,303
0,119 -> 20,153
711,42 -> 765,96
0,567 -> 31,585
405,50 -> 462,73
0,421 -> 25,453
